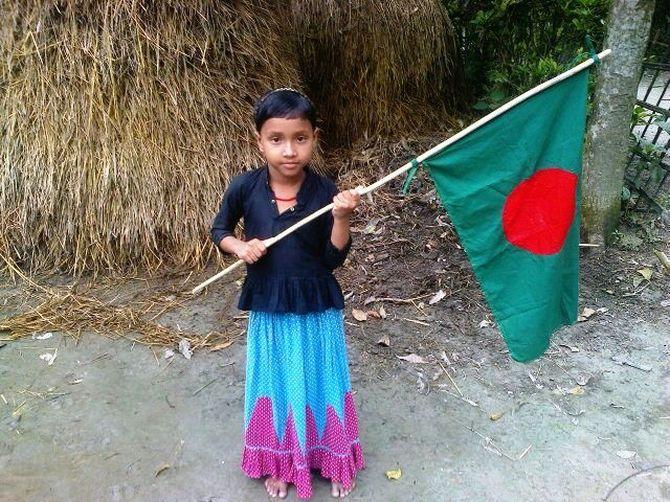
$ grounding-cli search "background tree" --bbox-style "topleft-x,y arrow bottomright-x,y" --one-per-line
582,0 -> 657,244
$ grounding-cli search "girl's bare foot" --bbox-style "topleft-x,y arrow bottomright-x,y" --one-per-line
265,477 -> 288,498
331,480 -> 356,498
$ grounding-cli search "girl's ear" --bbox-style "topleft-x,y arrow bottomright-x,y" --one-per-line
255,131 -> 264,154
313,127 -> 320,141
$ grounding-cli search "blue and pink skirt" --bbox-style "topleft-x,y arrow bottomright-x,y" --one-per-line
242,308 -> 364,499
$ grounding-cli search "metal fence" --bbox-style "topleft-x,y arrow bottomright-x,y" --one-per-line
625,61 -> 670,212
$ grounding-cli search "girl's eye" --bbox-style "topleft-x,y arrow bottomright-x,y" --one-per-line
270,137 -> 281,144
297,136 -> 307,142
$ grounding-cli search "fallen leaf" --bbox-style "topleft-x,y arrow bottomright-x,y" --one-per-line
569,386 -> 584,396
352,309 -> 368,322
379,305 -> 387,319
385,469 -> 402,480
155,463 -> 171,476
39,349 -> 57,366
363,296 -> 376,306
578,307 -> 596,322
178,339 -> 193,360
632,275 -> 643,288
32,332 -> 53,340
367,310 -> 381,319
575,374 -> 592,386
374,252 -> 390,263
396,354 -> 429,364
654,250 -> 670,273
489,411 -> 505,421
429,290 -> 446,305
363,218 -> 381,234
377,335 -> 390,347
478,319 -> 492,328
558,343 -> 580,353
209,340 -> 234,352
616,450 -> 636,459
637,268 -> 653,281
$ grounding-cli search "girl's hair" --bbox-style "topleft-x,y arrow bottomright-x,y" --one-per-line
254,88 -> 316,132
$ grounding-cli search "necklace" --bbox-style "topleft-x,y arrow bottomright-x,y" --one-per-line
274,194 -> 297,202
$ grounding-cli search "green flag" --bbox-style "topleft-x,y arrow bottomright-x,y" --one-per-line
423,70 -> 589,362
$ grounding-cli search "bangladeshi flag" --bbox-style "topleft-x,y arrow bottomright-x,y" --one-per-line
423,70 -> 589,362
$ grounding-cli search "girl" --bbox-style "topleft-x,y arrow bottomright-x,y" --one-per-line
211,88 -> 364,499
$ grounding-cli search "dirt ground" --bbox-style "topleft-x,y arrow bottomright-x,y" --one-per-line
1,176 -> 669,501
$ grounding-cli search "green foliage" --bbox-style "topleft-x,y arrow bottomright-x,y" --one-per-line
631,105 -> 653,127
647,0 -> 670,61
629,136 -> 668,188
629,109 -> 669,199
444,0 -> 611,110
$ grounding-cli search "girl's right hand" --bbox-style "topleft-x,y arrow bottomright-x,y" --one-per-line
235,238 -> 267,264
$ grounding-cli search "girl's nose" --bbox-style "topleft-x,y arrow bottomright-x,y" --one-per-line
283,142 -> 296,157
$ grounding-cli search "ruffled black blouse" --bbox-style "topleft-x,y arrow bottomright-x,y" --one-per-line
211,166 -> 351,313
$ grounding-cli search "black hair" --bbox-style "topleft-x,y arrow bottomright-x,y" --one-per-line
253,88 -> 317,132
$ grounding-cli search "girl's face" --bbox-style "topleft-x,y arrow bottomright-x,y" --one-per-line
256,117 -> 316,181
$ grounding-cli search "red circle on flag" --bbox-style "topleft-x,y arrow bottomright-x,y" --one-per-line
502,168 -> 578,255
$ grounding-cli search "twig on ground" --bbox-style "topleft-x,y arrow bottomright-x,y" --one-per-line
438,361 -> 463,396
603,464 -> 670,501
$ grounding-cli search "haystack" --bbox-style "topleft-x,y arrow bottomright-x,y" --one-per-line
291,0 -> 462,145
0,0 -> 300,274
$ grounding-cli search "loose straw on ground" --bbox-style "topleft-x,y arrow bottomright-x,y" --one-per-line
0,254 -> 231,350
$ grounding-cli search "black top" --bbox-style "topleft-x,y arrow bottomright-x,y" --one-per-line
211,166 -> 351,313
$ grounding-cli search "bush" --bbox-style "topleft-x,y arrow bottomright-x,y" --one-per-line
444,0 -> 610,110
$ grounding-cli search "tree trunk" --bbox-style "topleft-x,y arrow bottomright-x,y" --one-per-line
582,0 -> 656,244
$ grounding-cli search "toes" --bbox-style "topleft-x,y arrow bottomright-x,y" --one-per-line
264,479 -> 271,495
331,480 -> 355,498
265,478 -> 285,498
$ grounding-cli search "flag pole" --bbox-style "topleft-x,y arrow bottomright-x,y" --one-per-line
192,49 -> 611,295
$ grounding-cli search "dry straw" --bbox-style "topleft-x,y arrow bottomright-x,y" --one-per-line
291,0 -> 462,145
0,0 -> 300,275
0,253 -> 234,349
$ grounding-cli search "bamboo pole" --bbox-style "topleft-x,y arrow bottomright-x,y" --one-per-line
192,49 -> 612,295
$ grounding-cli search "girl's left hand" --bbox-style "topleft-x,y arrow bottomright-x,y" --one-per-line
332,189 -> 360,220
